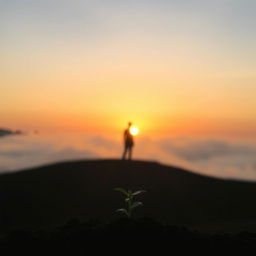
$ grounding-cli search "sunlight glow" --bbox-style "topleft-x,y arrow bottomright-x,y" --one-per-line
130,126 -> 139,136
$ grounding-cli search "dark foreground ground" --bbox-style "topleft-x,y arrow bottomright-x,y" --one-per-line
1,159 -> 256,236
1,218 -> 256,255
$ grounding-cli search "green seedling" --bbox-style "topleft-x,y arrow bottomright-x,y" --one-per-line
114,188 -> 146,218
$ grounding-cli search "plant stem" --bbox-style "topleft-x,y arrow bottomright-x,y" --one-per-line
128,195 -> 132,218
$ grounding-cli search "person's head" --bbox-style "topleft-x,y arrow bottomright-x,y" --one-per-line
128,122 -> 132,127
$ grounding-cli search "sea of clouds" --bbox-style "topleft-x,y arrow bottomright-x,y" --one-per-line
0,133 -> 256,181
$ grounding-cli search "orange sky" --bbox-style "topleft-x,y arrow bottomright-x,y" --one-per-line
1,0 -> 256,138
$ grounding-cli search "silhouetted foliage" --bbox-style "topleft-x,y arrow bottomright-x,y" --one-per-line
114,188 -> 146,218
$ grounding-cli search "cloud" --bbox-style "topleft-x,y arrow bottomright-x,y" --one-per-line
160,139 -> 254,161
157,137 -> 256,180
0,135 -> 99,172
0,133 -> 256,181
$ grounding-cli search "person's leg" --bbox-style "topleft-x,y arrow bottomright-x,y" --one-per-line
122,146 -> 128,160
128,146 -> 132,160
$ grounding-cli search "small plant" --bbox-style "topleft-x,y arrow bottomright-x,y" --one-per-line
114,187 -> 146,218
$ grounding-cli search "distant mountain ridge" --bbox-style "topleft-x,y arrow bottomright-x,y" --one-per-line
0,128 -> 23,137
0,159 -> 256,234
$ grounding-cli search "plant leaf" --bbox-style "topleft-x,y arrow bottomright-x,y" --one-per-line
132,190 -> 146,196
116,208 -> 129,217
125,198 -> 130,203
131,201 -> 143,209
114,188 -> 128,196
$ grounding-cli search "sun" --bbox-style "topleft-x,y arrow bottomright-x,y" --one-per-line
130,126 -> 139,136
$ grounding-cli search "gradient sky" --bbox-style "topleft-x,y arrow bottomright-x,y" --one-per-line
1,0 -> 256,138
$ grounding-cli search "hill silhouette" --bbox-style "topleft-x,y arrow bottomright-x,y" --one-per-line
1,159 -> 256,234
0,128 -> 23,137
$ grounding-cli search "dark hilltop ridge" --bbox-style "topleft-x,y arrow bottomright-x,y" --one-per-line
0,128 -> 23,137
1,159 -> 256,236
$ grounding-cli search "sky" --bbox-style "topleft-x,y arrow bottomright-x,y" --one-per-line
1,0 -> 256,138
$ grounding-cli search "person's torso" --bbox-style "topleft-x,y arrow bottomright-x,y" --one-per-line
124,129 -> 134,144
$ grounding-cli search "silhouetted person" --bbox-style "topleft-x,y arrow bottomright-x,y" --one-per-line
122,122 -> 134,160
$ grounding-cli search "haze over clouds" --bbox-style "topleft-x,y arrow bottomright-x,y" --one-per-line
1,134 -> 256,181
